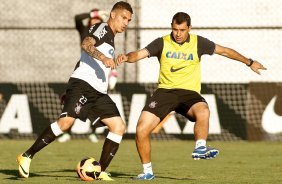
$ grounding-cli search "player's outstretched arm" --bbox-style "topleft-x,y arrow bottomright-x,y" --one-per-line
116,49 -> 149,65
120,49 -> 149,63
214,44 -> 267,75
116,48 -> 150,66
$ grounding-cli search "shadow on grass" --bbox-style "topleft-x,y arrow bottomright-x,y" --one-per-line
1,169 -> 195,181
155,175 -> 195,180
0,169 -> 77,180
110,171 -> 195,181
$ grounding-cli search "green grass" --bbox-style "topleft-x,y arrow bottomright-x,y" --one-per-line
1,139 -> 282,183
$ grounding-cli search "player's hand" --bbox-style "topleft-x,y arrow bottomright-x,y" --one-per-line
102,57 -> 116,69
98,11 -> 109,22
90,10 -> 108,22
116,54 -> 128,65
250,60 -> 267,75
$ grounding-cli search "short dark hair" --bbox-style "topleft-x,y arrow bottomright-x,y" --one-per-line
172,12 -> 191,26
111,1 -> 133,14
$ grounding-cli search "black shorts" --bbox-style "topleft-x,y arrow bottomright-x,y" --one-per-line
142,88 -> 207,122
61,78 -> 120,123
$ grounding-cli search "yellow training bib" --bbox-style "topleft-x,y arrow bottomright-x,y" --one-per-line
158,34 -> 201,93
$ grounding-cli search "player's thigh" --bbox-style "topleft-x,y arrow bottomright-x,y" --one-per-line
137,111 -> 160,133
89,94 -> 122,127
61,78 -> 91,120
142,88 -> 178,121
62,93 -> 89,120
175,90 -> 208,122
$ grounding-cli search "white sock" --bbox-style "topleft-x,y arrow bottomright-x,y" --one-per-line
50,121 -> 63,136
107,132 -> 122,144
143,162 -> 153,175
195,139 -> 206,149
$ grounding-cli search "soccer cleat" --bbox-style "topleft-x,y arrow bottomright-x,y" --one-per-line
98,171 -> 114,181
133,173 -> 155,180
16,154 -> 31,178
57,133 -> 71,143
192,146 -> 219,160
88,133 -> 99,143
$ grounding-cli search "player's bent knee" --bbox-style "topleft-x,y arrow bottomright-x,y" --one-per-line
117,123 -> 126,135
136,123 -> 151,136
57,117 -> 75,132
135,130 -> 149,141
195,107 -> 210,120
109,122 -> 126,135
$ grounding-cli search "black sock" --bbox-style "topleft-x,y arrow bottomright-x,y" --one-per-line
23,125 -> 57,159
99,138 -> 120,171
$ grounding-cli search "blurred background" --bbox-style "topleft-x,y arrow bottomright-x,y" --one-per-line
0,0 -> 281,141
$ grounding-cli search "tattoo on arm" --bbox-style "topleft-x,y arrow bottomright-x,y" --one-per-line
81,37 -> 105,60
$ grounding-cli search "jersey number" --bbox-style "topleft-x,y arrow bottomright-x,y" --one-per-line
79,95 -> 87,105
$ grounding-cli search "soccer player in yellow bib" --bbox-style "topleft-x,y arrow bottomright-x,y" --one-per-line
116,12 -> 266,180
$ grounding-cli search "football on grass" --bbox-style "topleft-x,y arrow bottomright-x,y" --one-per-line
76,157 -> 101,181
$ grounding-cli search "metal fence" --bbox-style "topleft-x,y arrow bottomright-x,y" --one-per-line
1,0 -> 281,83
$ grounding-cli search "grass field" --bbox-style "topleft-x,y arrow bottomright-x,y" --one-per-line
1,139 -> 282,183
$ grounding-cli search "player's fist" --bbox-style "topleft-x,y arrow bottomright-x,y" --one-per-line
116,54 -> 128,65
102,57 -> 116,69
90,9 -> 99,18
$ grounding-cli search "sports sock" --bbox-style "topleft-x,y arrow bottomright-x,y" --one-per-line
99,132 -> 122,171
143,162 -> 153,175
195,139 -> 206,149
23,122 -> 63,158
